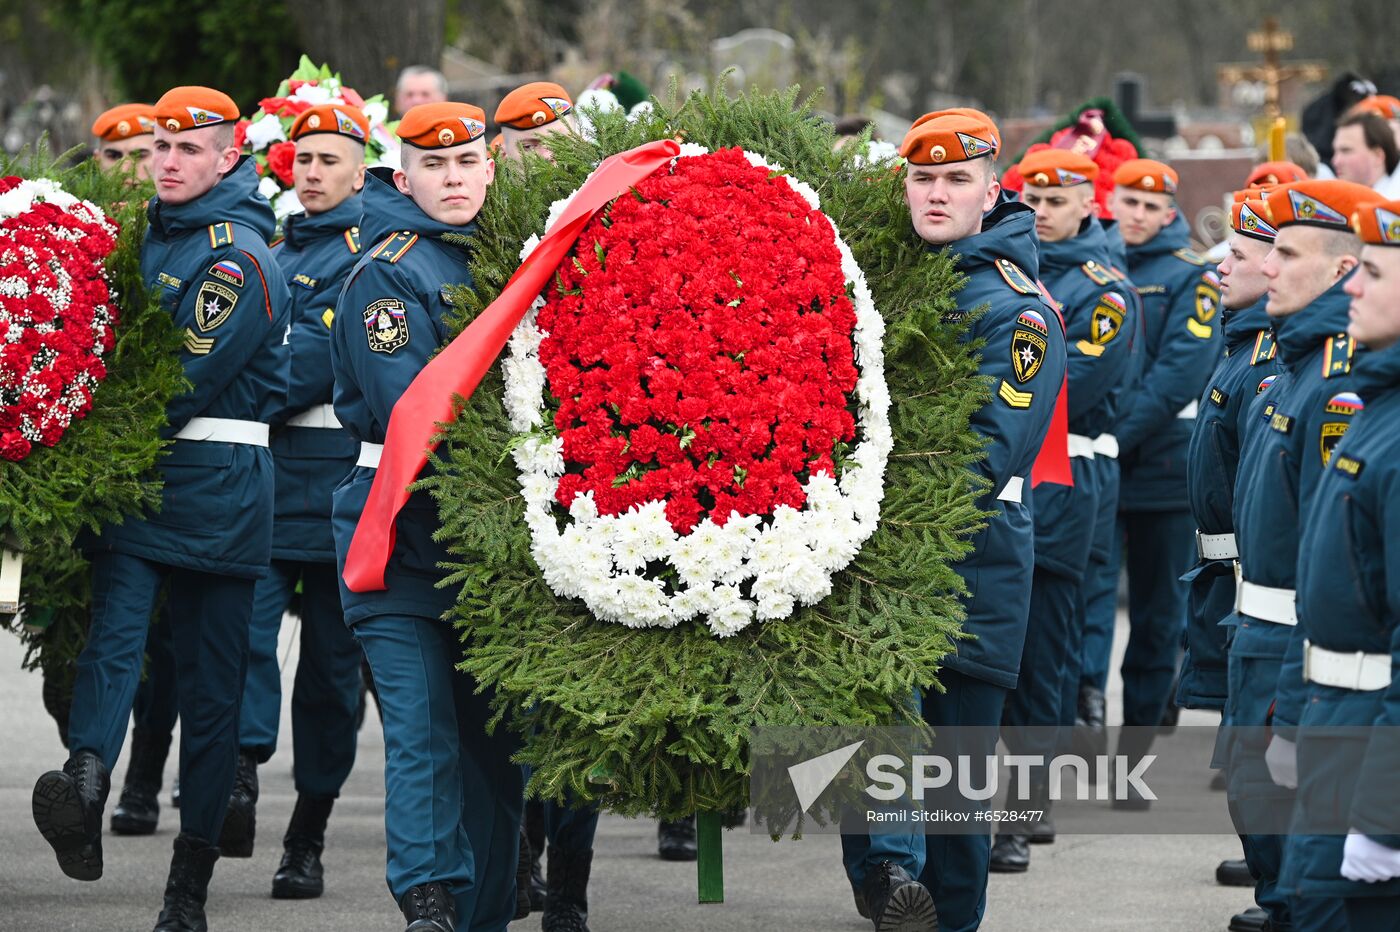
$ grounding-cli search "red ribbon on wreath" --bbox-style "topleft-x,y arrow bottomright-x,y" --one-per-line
344,139 -> 681,592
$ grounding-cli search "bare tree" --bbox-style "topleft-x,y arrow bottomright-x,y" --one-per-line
282,0 -> 447,99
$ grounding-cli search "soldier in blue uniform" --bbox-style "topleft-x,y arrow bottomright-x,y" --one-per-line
1079,160 -> 1222,779
1224,178 -> 1376,932
991,149 -> 1137,872
221,102 -> 370,898
840,109 -> 1066,932
1281,195 -> 1400,932
329,102 -> 523,932
31,86 -> 289,932
1178,190 -> 1287,931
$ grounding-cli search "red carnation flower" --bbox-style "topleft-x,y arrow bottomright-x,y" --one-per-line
266,142 -> 296,187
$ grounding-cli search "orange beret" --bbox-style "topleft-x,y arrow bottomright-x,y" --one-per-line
1350,95 -> 1400,121
397,102 -> 487,149
495,82 -> 573,130
289,104 -> 369,143
92,104 -> 156,141
1231,196 -> 1278,243
899,109 -> 1000,166
1113,159 -> 1178,195
1245,161 -> 1308,188
1015,149 -> 1099,187
1262,179 -> 1377,232
153,86 -> 239,132
1351,197 -> 1400,247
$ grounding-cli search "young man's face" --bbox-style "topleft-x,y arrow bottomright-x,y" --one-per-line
1261,225 -> 1359,317
96,135 -> 153,182
1331,124 -> 1386,187
394,140 -> 495,226
502,120 -> 571,164
903,159 -> 999,246
1021,183 -> 1094,243
151,124 -> 238,205
1109,187 -> 1176,246
1345,245 -> 1400,349
293,134 -> 365,215
1215,233 -> 1272,310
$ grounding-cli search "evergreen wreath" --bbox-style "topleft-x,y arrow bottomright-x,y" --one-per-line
0,148 -> 185,718
423,85 -> 992,820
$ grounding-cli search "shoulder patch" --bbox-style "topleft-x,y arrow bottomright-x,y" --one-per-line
345,226 -> 362,254
207,222 -> 234,249
182,327 -> 214,356
194,280 -> 238,332
1081,260 -> 1116,286
371,231 -> 418,264
1320,422 -> 1349,467
1257,374 -> 1279,394
1194,283 -> 1220,323
998,379 -> 1033,409
1011,321 -> 1048,383
1091,292 -> 1126,345
1325,392 -> 1364,416
1322,333 -> 1354,378
1250,330 -> 1278,365
209,259 -> 243,288
1173,247 -> 1206,266
363,298 -> 410,353
996,258 -> 1041,295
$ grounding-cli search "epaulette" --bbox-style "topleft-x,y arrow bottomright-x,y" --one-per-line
1080,260 -> 1116,286
1322,333 -> 1354,379
995,257 -> 1041,295
344,226 -> 362,254
1250,330 -> 1277,366
1173,247 -> 1206,266
207,221 -> 235,249
371,231 -> 418,263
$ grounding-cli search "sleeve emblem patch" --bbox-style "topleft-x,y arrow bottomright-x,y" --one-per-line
194,280 -> 238,332
364,298 -> 410,354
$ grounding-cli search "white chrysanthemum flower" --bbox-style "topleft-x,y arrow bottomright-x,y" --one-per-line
245,115 -> 286,152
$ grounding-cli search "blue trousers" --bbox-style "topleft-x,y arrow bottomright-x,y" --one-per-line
353,614 -> 524,930
239,560 -> 362,796
1005,567 -> 1081,754
131,608 -> 179,734
1079,511 -> 1122,695
68,551 -> 252,842
839,687 -> 927,891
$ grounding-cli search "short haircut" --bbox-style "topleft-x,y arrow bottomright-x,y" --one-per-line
1336,111 -> 1399,174
211,122 -> 236,150
397,65 -> 448,97
1285,133 -> 1320,177
1311,224 -> 1364,258
833,115 -> 873,138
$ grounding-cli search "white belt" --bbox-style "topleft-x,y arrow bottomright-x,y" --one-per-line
1092,433 -> 1119,458
1178,400 -> 1199,419
357,442 -> 383,469
285,404 -> 342,429
1066,434 -> 1096,459
173,417 -> 269,447
1234,573 -> 1298,626
1197,530 -> 1238,561
997,476 -> 1024,504
1303,640 -> 1392,691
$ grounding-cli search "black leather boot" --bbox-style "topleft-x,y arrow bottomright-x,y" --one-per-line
543,846 -> 592,932
861,860 -> 938,931
657,816 -> 697,861
218,750 -> 259,857
153,833 -> 219,931
111,727 -> 172,835
513,823 -> 532,919
1027,771 -> 1055,844
401,881 -> 456,931
1216,857 -> 1254,887
989,832 -> 1031,872
271,793 -> 334,899
33,749 -> 110,881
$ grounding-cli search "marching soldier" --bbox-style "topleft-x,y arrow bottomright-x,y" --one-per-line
1079,159 -> 1221,787
494,82 -> 576,162
32,86 -> 289,931
991,149 -> 1136,872
1225,178 -> 1376,932
225,102 -> 370,898
840,108 -> 1066,932
329,102 -> 524,932
1179,190 -> 1286,931
1281,195 -> 1400,929
91,103 -> 156,181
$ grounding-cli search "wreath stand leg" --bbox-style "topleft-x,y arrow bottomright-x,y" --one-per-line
696,810 -> 724,903
0,544 -> 22,615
